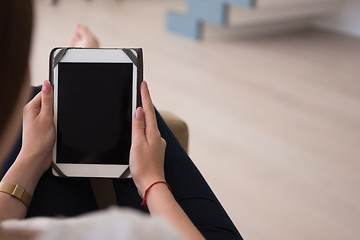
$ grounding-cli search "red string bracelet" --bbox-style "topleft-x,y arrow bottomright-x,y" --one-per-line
141,181 -> 172,211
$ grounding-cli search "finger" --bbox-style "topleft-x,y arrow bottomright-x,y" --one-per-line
24,92 -> 42,118
140,81 -> 158,134
40,80 -> 54,117
132,107 -> 147,143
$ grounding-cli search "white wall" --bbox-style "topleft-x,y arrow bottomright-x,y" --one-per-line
315,0 -> 360,38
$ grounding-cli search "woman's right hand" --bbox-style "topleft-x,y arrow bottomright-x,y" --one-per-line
129,81 -> 167,198
129,82 -> 205,240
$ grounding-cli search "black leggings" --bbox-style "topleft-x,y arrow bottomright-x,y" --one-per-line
2,87 -> 242,240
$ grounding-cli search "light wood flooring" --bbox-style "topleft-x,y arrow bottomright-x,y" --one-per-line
31,0 -> 360,239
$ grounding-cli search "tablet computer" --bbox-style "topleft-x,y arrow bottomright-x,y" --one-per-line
50,48 -> 143,178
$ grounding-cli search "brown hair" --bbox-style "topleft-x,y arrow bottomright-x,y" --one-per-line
0,1 -> 33,139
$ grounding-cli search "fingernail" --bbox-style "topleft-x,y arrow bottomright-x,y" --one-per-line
143,81 -> 150,94
136,107 -> 144,120
42,80 -> 51,94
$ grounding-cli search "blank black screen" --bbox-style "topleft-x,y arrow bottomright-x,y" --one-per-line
57,62 -> 133,164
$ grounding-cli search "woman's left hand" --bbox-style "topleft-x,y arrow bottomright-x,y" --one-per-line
20,80 -> 55,174
0,81 -> 56,220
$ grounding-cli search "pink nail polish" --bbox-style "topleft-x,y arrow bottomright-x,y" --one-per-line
42,81 -> 51,94
136,107 -> 144,120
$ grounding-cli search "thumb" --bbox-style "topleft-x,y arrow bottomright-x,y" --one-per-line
132,107 -> 147,143
40,80 -> 54,116
24,92 -> 42,118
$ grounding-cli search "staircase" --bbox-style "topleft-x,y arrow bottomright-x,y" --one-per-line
167,0 -> 255,40
166,0 -> 341,40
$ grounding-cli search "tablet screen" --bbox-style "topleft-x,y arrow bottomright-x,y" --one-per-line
56,62 -> 133,165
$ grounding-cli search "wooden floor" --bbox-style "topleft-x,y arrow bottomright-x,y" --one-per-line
31,0 -> 360,239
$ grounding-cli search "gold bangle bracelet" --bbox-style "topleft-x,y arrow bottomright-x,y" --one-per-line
0,182 -> 32,208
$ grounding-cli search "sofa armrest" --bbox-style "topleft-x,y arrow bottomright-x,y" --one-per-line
159,111 -> 189,153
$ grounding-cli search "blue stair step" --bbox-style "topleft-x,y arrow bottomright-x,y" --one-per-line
167,0 -> 254,40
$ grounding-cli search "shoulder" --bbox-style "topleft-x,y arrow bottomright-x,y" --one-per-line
1,207 -> 184,240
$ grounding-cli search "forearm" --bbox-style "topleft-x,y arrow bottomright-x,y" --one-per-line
147,184 -> 205,240
0,152 -> 43,221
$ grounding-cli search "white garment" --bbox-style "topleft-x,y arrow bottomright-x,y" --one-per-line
1,207 -> 184,240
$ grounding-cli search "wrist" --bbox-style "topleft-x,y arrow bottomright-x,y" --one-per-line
141,181 -> 172,210
138,177 -> 166,198
19,147 -> 48,163
147,182 -> 171,197
143,182 -> 174,212
1,156 -> 43,198
14,151 -> 45,181
19,149 -> 51,174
